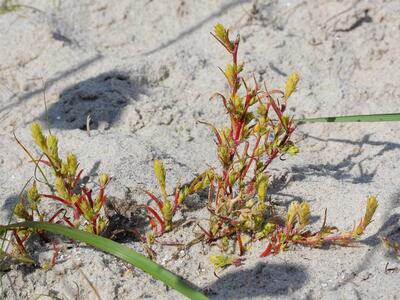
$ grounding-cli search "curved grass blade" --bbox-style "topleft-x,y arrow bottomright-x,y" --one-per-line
4,222 -> 208,300
296,113 -> 400,124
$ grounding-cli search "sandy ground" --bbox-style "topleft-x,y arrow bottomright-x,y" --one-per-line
1,0 -> 400,299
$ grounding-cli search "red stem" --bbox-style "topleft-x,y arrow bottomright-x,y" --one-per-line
233,120 -> 243,143
260,242 -> 273,257
244,93 -> 251,108
144,205 -> 165,235
145,190 -> 163,212
146,215 -> 157,232
246,180 -> 255,194
13,231 -> 27,253
199,121 -> 222,145
236,230 -> 244,256
240,135 -> 261,179
268,95 -> 284,125
42,194 -> 72,207
72,169 -> 84,189
48,208 -> 66,223
73,208 -> 80,222
73,196 -> 84,216
211,92 -> 228,110
92,216 -> 97,235
99,191 -> 107,208
62,216 -> 75,228
82,188 -> 93,209
51,240 -> 59,266
223,170 -> 232,192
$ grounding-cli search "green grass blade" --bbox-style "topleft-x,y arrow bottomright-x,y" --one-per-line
4,222 -> 208,300
296,113 -> 400,124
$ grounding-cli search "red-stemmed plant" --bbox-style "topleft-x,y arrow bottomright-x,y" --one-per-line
11,123 -> 109,267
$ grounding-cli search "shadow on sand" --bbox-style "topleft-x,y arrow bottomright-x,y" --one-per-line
38,71 -> 143,131
205,262 -> 308,299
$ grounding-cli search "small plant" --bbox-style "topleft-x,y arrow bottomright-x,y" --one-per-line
209,254 -> 245,276
201,24 -> 378,266
202,23 -> 300,256
9,123 -> 109,265
261,196 -> 378,256
144,160 -> 212,236
205,24 -> 299,255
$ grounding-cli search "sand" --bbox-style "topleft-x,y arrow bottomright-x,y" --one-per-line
0,0 -> 399,299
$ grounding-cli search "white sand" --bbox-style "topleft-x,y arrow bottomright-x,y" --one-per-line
1,0 -> 400,299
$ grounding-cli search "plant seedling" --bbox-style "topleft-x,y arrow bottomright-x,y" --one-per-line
201,23 -> 300,256
9,123 -> 110,266
144,160 -> 212,236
